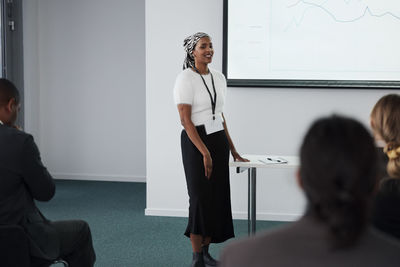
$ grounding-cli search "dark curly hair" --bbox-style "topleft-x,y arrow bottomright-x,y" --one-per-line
300,115 -> 378,249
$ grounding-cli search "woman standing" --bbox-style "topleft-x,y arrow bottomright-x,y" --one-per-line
174,32 -> 248,267
370,94 -> 400,240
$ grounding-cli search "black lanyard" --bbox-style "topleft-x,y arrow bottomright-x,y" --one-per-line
194,68 -> 217,120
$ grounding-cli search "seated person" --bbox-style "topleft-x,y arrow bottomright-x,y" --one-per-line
0,78 -> 96,267
219,115 -> 400,267
370,94 -> 400,240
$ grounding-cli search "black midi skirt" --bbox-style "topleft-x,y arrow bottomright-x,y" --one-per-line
181,126 -> 235,243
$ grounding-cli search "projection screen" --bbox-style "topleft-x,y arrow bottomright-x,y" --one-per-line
223,0 -> 400,88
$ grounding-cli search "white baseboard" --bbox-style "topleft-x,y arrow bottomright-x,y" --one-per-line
145,208 -> 188,217
231,211 -> 301,222
145,208 -> 300,222
53,173 -> 146,183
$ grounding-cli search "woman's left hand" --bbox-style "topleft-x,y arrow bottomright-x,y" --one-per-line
231,150 -> 250,162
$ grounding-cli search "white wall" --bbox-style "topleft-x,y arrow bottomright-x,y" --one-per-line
22,0 -> 400,221
23,0 -> 146,182
23,0 -> 40,140
145,0 -> 400,221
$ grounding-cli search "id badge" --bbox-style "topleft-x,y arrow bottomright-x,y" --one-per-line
204,116 -> 224,135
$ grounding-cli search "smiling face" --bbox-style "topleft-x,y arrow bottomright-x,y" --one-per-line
192,37 -> 213,67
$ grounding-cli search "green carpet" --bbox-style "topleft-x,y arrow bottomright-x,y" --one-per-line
36,180 -> 287,267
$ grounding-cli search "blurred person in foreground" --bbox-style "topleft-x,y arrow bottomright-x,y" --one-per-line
219,115 -> 400,267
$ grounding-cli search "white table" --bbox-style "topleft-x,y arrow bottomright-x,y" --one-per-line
229,155 -> 299,235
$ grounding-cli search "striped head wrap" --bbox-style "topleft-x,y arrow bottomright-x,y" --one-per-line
182,32 -> 210,70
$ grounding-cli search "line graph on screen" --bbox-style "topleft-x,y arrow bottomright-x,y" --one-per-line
223,0 -> 400,88
286,0 -> 400,29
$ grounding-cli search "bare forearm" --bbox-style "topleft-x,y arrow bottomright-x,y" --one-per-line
222,113 -> 249,162
222,113 -> 237,152
183,121 -> 210,157
223,121 -> 237,153
178,103 -> 214,178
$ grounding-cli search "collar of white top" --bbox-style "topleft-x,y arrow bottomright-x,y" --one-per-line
0,120 -> 3,125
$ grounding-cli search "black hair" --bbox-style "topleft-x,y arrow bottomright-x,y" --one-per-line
300,115 -> 378,249
0,78 -> 20,106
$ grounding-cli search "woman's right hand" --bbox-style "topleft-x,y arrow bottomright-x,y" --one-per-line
203,153 -> 213,179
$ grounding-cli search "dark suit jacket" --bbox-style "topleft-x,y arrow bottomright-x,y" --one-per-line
0,123 -> 59,260
219,216 -> 400,267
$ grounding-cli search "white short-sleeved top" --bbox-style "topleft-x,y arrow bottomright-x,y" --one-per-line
174,68 -> 227,126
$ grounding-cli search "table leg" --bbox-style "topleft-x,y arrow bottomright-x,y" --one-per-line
247,169 -> 250,235
248,167 -> 257,235
251,167 -> 257,234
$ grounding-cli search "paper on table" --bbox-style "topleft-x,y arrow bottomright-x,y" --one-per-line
258,156 -> 288,164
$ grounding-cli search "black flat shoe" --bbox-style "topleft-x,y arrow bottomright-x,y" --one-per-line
202,245 -> 218,266
191,252 -> 205,267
